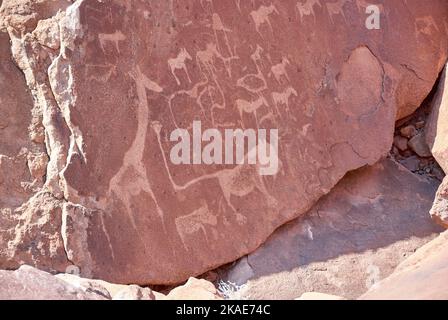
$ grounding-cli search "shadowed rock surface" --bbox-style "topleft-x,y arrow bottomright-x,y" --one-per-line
360,230 -> 448,300
220,159 -> 443,299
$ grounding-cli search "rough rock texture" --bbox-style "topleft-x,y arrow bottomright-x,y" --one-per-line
296,292 -> 346,300
0,0 -> 447,285
0,265 -> 106,300
426,64 -> 448,173
360,230 -> 448,300
56,273 -> 166,300
0,264 -> 169,300
219,159 -> 442,299
166,277 -> 223,300
427,64 -> 448,228
0,6 -> 70,274
430,177 -> 448,228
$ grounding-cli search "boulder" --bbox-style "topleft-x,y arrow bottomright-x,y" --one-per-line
360,230 -> 448,300
166,277 -> 222,300
219,159 -> 443,299
0,265 -> 106,300
0,0 -> 447,285
408,133 -> 432,157
430,177 -> 448,228
296,292 -> 346,300
426,64 -> 448,173
56,273 -> 165,300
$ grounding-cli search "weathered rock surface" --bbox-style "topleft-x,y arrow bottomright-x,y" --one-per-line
0,265 -> 170,300
360,230 -> 448,300
0,265 -> 106,300
166,277 -> 223,300
427,64 -> 448,172
0,0 -> 447,285
56,273 -> 164,300
296,292 -> 346,300
430,177 -> 448,228
0,192 -> 70,273
408,133 -> 432,157
427,64 -> 448,228
219,159 -> 442,299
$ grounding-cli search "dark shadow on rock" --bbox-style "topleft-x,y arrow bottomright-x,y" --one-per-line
221,159 -> 443,294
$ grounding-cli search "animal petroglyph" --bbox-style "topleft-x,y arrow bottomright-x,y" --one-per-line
272,86 -> 298,115
250,4 -> 279,34
196,42 -> 238,79
296,0 -> 321,21
326,0 -> 349,23
270,58 -> 291,83
98,31 -> 126,53
107,66 -> 164,232
152,122 -> 278,214
175,204 -> 218,249
236,96 -> 269,126
211,13 -> 234,56
168,48 -> 193,85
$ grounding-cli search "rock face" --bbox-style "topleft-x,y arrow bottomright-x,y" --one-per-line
360,230 -> 448,300
220,159 -> 442,299
0,26 -> 69,273
430,176 -> 448,228
166,277 -> 223,300
427,64 -> 448,173
427,65 -> 448,228
0,0 -> 447,285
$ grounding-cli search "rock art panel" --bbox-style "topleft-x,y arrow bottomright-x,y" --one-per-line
0,0 -> 447,284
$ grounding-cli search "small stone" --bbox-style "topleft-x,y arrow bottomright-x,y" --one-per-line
391,146 -> 400,157
408,133 -> 432,157
393,135 -> 409,152
400,156 -> 420,172
431,166 -> 446,181
166,278 -> 223,300
415,120 -> 426,129
400,125 -> 417,138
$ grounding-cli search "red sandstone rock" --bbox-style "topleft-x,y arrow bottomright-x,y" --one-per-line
0,265 -> 106,300
393,135 -> 408,152
408,133 -> 432,157
166,277 -> 222,300
430,177 -> 448,228
0,0 -> 447,285
426,64 -> 448,173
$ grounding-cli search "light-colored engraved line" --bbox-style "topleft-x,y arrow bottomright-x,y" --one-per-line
270,57 -> 291,84
98,31 -> 126,53
107,66 -> 165,234
296,0 -> 321,22
326,0 -> 349,24
151,122 -> 278,213
175,203 -> 217,250
272,86 -> 298,116
168,48 -> 193,85
249,4 -> 279,34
